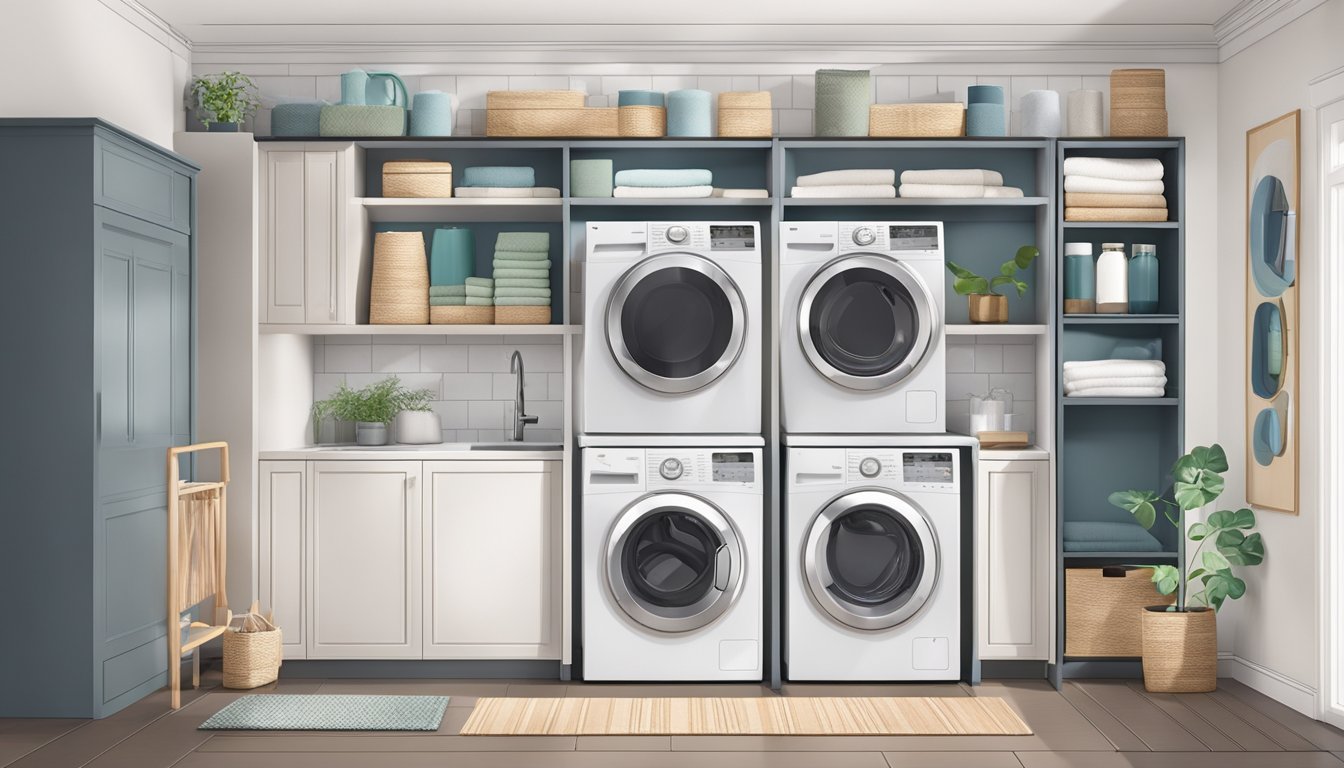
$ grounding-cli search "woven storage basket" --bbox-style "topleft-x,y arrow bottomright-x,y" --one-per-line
486,90 -> 586,110
869,104 -> 965,137
618,105 -> 667,137
319,104 -> 406,137
1110,86 -> 1166,111
486,107 -> 619,137
370,231 -> 429,324
1111,109 -> 1169,137
222,627 -> 282,689
1141,607 -> 1217,693
1065,567 -> 1175,657
718,91 -> 772,137
383,160 -> 452,198
1111,68 -> 1166,89
494,305 -> 551,325
431,305 -> 495,325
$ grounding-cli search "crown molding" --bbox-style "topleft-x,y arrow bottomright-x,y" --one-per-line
1214,0 -> 1329,61
98,0 -> 193,60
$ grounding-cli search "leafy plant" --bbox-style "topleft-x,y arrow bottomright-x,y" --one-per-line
311,377 -> 435,442
947,245 -> 1039,297
189,72 -> 260,127
1109,444 -> 1267,611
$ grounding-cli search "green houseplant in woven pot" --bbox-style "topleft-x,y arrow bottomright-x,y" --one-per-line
189,72 -> 260,132
311,377 -> 435,446
1110,444 -> 1267,692
947,245 -> 1038,323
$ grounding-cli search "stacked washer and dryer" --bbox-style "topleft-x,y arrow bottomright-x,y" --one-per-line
579,222 -> 765,681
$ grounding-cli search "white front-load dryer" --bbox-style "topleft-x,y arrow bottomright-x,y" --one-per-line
581,441 -> 763,680
780,221 -> 946,434
581,222 -> 761,435
785,438 -> 965,681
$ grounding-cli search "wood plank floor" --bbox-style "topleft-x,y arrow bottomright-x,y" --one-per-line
4,672 -> 1343,768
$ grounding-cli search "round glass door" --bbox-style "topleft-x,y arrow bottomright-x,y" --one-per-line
606,254 -> 746,394
606,493 -> 744,633
798,254 -> 937,391
803,490 -> 938,630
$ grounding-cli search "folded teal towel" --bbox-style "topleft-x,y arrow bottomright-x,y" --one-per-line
492,249 -> 549,261
464,277 -> 494,288
495,287 -> 551,298
429,285 -> 467,297
494,259 -> 553,271
494,277 -> 551,289
466,286 -> 494,298
494,296 -> 552,306
1062,521 -> 1163,552
494,268 -> 551,279
429,296 -> 467,306
465,296 -> 494,306
461,166 -> 534,188
494,232 -> 550,252
614,168 -> 713,187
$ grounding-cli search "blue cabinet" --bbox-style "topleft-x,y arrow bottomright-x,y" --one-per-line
0,119 -> 196,718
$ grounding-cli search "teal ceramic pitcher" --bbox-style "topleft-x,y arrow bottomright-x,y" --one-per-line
365,72 -> 409,107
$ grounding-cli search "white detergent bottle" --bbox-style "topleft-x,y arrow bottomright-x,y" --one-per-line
1096,242 -> 1129,314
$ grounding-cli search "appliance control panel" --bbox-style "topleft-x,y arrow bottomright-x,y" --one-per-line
646,449 -> 760,488
846,449 -> 959,491
650,223 -> 709,252
838,222 -> 943,256
708,224 -> 757,250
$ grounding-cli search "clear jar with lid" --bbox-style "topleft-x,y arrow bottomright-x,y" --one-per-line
1096,242 -> 1129,314
1128,244 -> 1159,314
1063,243 -> 1096,314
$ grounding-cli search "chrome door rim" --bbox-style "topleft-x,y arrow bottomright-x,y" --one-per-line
802,489 -> 939,631
797,253 -> 938,392
606,492 -> 745,633
606,253 -> 747,394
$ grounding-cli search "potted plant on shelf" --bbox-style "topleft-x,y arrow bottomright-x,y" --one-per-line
311,377 -> 436,447
1109,444 -> 1267,693
946,245 -> 1039,323
392,386 -> 441,445
189,72 -> 260,132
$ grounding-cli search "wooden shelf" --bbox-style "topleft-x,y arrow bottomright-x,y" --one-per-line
260,324 -> 580,336
177,481 -> 226,495
180,623 -> 228,654
359,197 -> 562,223
784,197 -> 1048,207
1062,315 -> 1179,325
946,324 -> 1049,336
1062,397 -> 1178,406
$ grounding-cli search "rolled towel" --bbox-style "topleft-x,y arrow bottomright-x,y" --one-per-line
429,296 -> 467,306
613,168 -> 713,187
460,166 -> 535,188
1064,176 -> 1165,195
1065,386 -> 1166,398
493,259 -> 553,271
428,285 -> 467,297
1065,192 -> 1167,209
465,285 -> 494,298
494,296 -> 552,306
613,185 -> 714,198
790,185 -> 897,199
454,186 -> 560,198
494,268 -> 552,279
795,168 -> 895,187
495,277 -> 551,288
495,232 -> 550,252
1065,376 -> 1168,394
492,249 -> 549,261
984,186 -> 1026,199
494,287 -> 552,298
900,169 -> 1004,186
1065,207 -> 1169,222
1062,156 -> 1164,181
465,296 -> 494,306
712,188 -> 770,199
465,277 -> 494,288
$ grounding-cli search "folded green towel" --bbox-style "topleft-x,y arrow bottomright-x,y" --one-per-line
461,166 -> 534,188
492,249 -> 549,261
464,277 -> 494,288
494,296 -> 552,306
493,268 -> 551,279
495,287 -> 551,298
429,285 -> 467,296
613,168 -> 713,187
466,286 -> 494,298
494,259 -> 553,271
465,296 -> 494,306
495,232 -> 550,253
495,277 -> 551,289
429,296 -> 467,306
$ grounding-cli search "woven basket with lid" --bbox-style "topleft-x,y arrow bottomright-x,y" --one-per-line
370,231 -> 429,324
1111,108 -> 1169,137
383,160 -> 452,198
718,91 -> 772,137
1110,68 -> 1166,89
869,103 -> 965,137
486,90 -> 586,110
486,107 -> 618,137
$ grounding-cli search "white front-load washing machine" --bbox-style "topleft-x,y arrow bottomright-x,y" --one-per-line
784,436 -> 967,681
780,221 -> 946,434
581,437 -> 763,680
581,222 -> 761,435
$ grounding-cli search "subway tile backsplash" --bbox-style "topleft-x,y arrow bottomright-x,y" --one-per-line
314,335 -> 564,444
946,337 -> 1038,442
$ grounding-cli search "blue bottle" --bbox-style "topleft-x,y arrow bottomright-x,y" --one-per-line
1128,244 -> 1159,314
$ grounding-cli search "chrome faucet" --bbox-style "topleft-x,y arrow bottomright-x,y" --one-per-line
510,350 -> 539,442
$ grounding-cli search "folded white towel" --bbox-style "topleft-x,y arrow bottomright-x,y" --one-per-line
1065,376 -> 1168,394
898,184 -> 1025,199
900,169 -> 1004,186
1065,386 -> 1167,398
790,185 -> 897,199
711,188 -> 770,199
1062,157 -> 1165,181
454,187 -> 561,198
613,185 -> 714,198
1064,359 -> 1166,376
1064,176 -> 1165,195
985,186 -> 1025,198
795,169 -> 896,187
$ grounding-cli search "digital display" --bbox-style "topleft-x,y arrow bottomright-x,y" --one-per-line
710,225 -> 755,250
712,452 -> 756,483
902,452 -> 954,484
888,225 -> 940,251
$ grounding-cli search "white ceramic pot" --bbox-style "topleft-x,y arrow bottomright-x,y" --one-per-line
394,410 -> 442,445
355,421 -> 389,446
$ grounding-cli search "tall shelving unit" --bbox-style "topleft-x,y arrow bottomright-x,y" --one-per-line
1051,139 -> 1186,686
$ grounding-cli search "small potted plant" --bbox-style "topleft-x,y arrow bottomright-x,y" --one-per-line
189,72 -> 260,132
1109,444 -> 1267,693
392,387 -> 441,445
311,377 -> 435,446
947,245 -> 1039,323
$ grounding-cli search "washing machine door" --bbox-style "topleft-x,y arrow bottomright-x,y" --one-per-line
798,253 -> 938,392
606,253 -> 746,394
606,492 -> 745,633
803,489 -> 939,630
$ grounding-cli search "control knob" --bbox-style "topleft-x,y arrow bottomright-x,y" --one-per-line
665,225 -> 689,244
852,226 -> 876,246
660,457 -> 684,480
859,457 -> 882,478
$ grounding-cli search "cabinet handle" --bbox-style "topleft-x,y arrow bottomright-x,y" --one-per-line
329,237 -> 337,321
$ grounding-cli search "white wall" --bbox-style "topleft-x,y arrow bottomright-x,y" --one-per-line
1216,0 -> 1344,714
0,0 -> 189,147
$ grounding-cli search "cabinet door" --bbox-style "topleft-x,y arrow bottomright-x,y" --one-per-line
422,461 -> 561,659
259,461 -> 307,659
977,459 -> 1051,661
307,461 -> 421,658
301,151 -> 340,324
261,150 -> 307,324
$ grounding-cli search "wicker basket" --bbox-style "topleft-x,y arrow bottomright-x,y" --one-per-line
486,90 -> 586,110
869,103 -> 965,137
383,160 -> 452,198
495,306 -> 551,324
1065,567 -> 1174,657
486,107 -> 619,137
618,105 -> 667,137
431,305 -> 494,324
370,232 -> 429,324
1110,86 -> 1166,111
1111,108 -> 1169,137
1141,607 -> 1217,693
718,91 -> 772,137
1111,68 -> 1166,89
222,627 -> 282,689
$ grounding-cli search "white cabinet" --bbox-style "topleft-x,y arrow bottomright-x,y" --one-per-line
976,459 -> 1052,661
307,461 -> 422,658
258,461 -> 307,659
422,461 -> 561,659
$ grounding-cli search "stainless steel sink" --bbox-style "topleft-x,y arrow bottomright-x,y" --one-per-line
469,442 -> 563,451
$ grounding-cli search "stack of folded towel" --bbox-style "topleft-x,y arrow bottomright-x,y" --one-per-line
429,283 -> 467,307
897,169 -> 1024,199
1062,521 -> 1163,553
492,232 -> 552,307
613,168 -> 713,198
791,169 -> 895,198
464,277 -> 494,306
1063,157 -> 1168,222
1063,358 -> 1167,398
456,166 -> 560,199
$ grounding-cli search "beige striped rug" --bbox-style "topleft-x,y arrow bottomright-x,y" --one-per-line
459,696 -> 1032,736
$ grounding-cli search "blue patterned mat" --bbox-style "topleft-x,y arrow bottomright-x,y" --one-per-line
199,694 -> 449,731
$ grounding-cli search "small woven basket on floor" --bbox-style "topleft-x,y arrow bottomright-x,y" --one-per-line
618,105 -> 667,137
1141,607 -> 1217,693
221,613 -> 282,690
869,103 -> 965,137
370,232 -> 429,324
431,305 -> 495,324
382,160 -> 452,198
495,306 -> 550,325
1110,108 -> 1169,137
717,91 -> 772,137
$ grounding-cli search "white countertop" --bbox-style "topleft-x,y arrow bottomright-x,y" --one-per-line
259,443 -> 564,461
